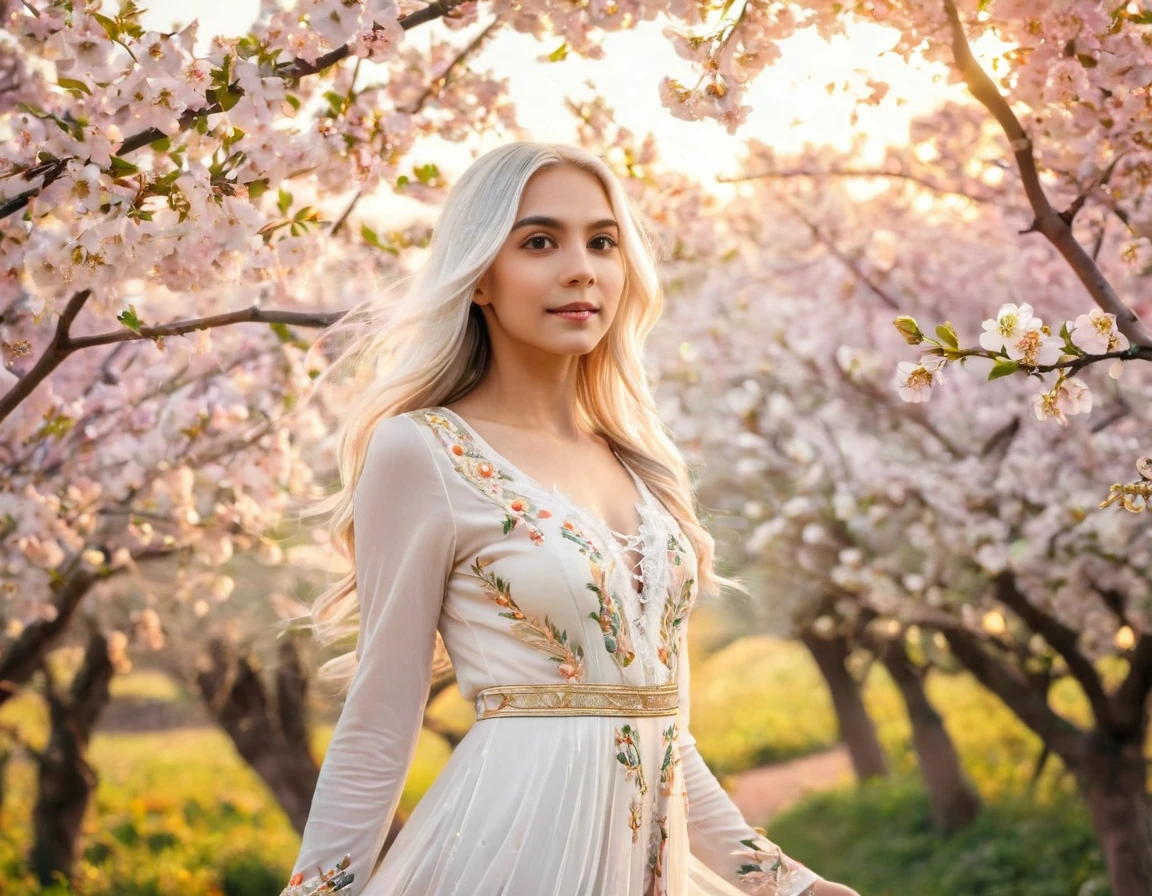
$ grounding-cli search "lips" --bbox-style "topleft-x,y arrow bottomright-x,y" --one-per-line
548,302 -> 599,313
547,302 -> 599,322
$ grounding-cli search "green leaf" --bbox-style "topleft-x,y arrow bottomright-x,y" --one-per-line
548,42 -> 569,62
17,102 -> 49,119
360,224 -> 398,255
323,89 -> 349,116
935,322 -> 959,349
395,174 -> 410,188
92,12 -> 119,41
216,85 -> 243,112
284,93 -> 301,111
269,322 -> 294,344
109,156 -> 139,176
57,77 -> 92,96
118,305 -> 143,335
150,136 -> 171,152
414,163 -> 440,186
988,359 -> 1020,381
277,188 -> 293,215
246,178 -> 269,200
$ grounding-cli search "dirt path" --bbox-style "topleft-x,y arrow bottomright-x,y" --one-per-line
727,744 -> 854,825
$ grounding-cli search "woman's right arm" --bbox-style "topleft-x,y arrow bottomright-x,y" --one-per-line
283,414 -> 457,895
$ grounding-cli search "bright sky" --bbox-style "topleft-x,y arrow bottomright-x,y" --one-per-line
134,0 -> 963,190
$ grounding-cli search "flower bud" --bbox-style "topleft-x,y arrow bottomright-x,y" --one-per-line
893,316 -> 924,345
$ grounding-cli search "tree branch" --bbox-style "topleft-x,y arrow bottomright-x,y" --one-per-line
399,17 -> 503,114
938,624 -> 1085,765
991,570 -> 1112,728
0,544 -> 179,709
0,299 -> 344,424
939,0 -> 1152,348
721,166 -> 996,203
777,194 -> 902,310
0,288 -> 92,424
0,0 -> 473,220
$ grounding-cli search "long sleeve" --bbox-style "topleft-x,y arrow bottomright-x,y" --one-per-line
285,415 -> 457,895
678,617 -> 821,896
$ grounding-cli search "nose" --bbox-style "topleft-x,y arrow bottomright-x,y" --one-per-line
561,246 -> 596,287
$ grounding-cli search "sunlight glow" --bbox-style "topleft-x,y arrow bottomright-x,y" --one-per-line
127,1 -> 1020,212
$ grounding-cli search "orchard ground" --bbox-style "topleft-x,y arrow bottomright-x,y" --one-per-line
0,608 -> 1127,896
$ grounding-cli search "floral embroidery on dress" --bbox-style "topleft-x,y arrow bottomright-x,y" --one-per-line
280,854 -> 354,895
657,532 -> 694,671
645,814 -> 669,895
657,721 -> 680,797
415,412 -> 551,543
614,723 -> 647,843
628,796 -> 644,844
732,833 -> 814,893
472,557 -> 585,681
562,519 -> 636,668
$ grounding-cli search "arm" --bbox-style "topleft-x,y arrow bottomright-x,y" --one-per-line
284,415 -> 456,895
678,616 -> 822,896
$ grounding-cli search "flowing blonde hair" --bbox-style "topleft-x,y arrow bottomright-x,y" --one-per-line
293,141 -> 744,688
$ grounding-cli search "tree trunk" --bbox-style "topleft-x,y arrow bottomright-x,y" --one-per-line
800,629 -> 888,781
195,633 -> 458,845
881,643 -> 981,833
30,628 -> 113,887
1076,735 -> 1152,896
195,636 -> 321,833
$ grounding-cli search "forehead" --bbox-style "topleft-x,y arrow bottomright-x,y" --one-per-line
516,165 -> 614,220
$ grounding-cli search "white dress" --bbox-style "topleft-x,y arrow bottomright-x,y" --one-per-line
285,407 -> 822,896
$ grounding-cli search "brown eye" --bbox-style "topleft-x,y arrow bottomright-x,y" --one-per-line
522,235 -> 555,250
590,235 -> 618,250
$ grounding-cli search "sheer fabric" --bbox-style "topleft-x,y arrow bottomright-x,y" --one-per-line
287,408 -> 821,896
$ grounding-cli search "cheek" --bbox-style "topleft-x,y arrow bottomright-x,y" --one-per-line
599,258 -> 627,308
489,256 -> 551,305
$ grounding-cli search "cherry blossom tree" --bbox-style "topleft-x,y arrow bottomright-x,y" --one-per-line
651,134 -> 1150,888
0,0 -> 504,880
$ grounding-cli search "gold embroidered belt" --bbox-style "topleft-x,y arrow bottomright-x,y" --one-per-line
474,682 -> 679,720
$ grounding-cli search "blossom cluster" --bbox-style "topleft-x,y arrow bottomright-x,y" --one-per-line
893,304 -> 1134,425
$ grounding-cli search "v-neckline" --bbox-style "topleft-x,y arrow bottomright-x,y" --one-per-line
431,405 -> 651,545
431,405 -> 656,601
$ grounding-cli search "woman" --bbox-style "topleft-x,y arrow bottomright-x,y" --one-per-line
282,143 -> 859,896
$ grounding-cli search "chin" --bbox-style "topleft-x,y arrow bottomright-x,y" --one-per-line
552,335 -> 606,357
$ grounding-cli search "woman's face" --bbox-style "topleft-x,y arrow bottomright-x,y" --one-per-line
474,164 -> 625,359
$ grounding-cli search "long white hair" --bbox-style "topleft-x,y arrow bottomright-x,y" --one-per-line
295,141 -> 744,688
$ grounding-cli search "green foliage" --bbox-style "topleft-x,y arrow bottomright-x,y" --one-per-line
766,776 -> 1109,896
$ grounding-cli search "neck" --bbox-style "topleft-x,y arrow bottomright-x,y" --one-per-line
458,353 -> 588,438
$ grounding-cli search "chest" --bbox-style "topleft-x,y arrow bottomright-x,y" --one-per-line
447,427 -> 646,541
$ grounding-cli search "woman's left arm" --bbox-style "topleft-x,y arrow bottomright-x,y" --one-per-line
676,617 -> 859,896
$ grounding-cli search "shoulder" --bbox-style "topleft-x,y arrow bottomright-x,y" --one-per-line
358,413 -> 450,502
363,412 -> 435,468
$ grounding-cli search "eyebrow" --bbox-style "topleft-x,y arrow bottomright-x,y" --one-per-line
511,215 -> 619,231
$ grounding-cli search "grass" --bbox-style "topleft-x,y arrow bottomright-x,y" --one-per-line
766,776 -> 1110,896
